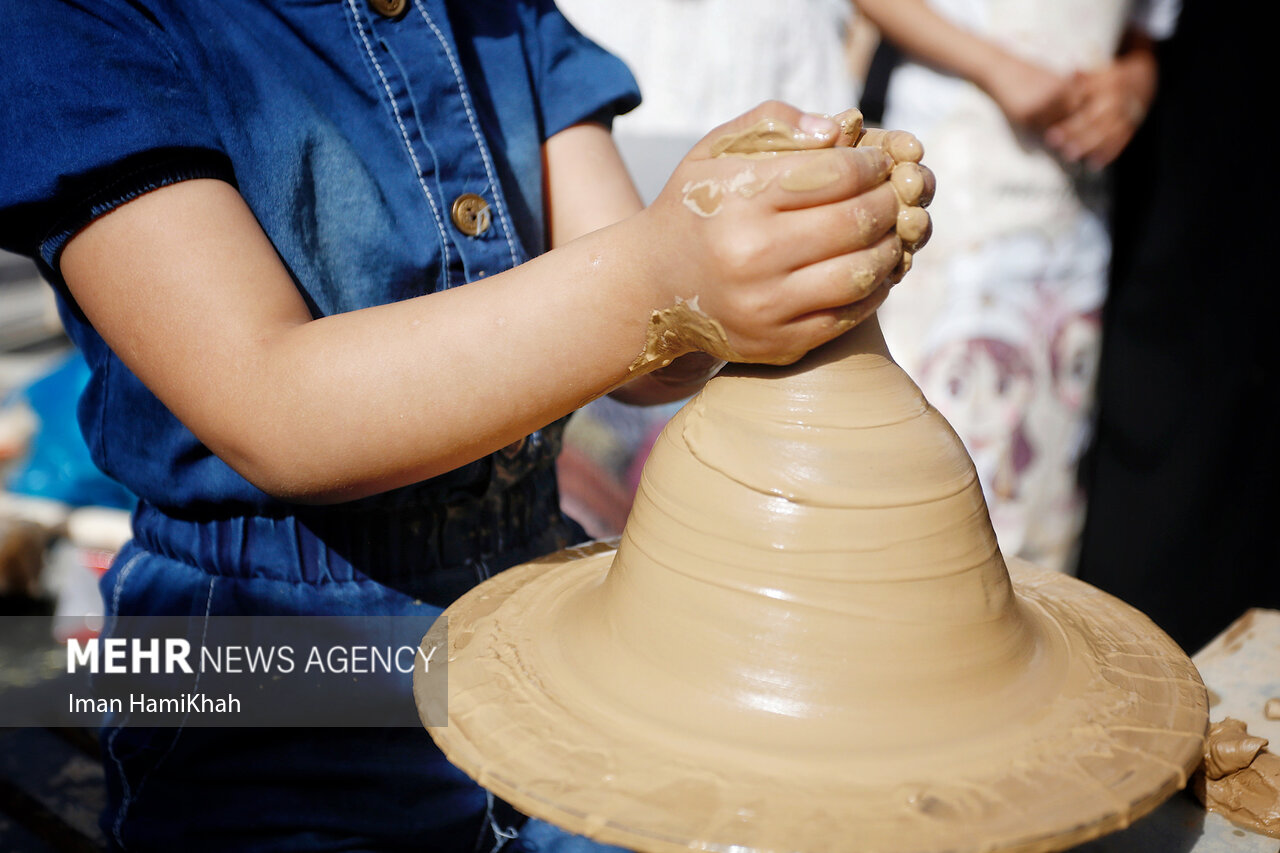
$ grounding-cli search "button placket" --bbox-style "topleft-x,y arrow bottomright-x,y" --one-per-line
357,0 -> 521,285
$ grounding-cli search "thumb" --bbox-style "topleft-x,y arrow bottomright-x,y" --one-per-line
689,100 -> 839,160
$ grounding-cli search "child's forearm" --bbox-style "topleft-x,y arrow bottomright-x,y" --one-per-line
60,104 -> 911,504
61,180 -> 674,503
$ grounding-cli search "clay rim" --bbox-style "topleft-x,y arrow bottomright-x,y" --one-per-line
418,548 -> 1208,853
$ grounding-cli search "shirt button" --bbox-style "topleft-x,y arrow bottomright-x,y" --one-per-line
451,193 -> 491,237
369,0 -> 408,19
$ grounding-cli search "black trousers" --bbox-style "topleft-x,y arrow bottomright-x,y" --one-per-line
1076,0 -> 1279,654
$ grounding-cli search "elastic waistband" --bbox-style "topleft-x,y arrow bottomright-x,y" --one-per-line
130,470 -> 584,606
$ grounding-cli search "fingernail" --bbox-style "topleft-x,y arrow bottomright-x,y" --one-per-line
798,113 -> 837,139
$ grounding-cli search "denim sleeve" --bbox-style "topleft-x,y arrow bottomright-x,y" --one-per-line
0,0 -> 231,270
526,0 -> 642,138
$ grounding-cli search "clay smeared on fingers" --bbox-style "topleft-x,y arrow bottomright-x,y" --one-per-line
845,233 -> 905,302
856,126 -> 934,263
890,250 -> 913,284
858,128 -> 925,164
897,206 -> 932,251
681,168 -> 772,218
710,118 -> 826,158
832,108 -> 865,147
834,277 -> 892,333
778,151 -> 845,193
890,161 -> 933,206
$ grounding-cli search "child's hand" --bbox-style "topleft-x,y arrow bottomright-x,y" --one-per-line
630,101 -> 923,371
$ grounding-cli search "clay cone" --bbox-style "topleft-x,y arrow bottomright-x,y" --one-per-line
417,317 -> 1207,853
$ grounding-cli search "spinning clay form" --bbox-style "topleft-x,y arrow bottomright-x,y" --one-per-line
416,115 -> 1206,853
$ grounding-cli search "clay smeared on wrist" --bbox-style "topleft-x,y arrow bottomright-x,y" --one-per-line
628,296 -> 745,377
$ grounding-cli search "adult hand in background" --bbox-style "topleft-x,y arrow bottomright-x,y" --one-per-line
1045,31 -> 1158,169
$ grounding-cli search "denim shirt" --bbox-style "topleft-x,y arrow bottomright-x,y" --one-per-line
0,0 -> 639,518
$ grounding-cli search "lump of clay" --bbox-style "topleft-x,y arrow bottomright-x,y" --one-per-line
1195,718 -> 1280,838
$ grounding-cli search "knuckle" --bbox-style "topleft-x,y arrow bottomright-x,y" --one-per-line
845,267 -> 880,303
723,289 -> 777,338
755,99 -> 792,117
715,230 -> 772,276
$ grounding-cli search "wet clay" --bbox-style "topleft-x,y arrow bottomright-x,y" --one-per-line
1267,698 -> 1280,720
680,181 -> 723,217
680,167 -> 770,217
890,161 -> 934,207
898,206 -> 932,248
422,316 -> 1207,853
1194,718 -> 1280,838
836,257 -> 894,328
709,118 -> 825,157
858,127 -> 926,164
627,296 -> 744,374
777,151 -> 845,192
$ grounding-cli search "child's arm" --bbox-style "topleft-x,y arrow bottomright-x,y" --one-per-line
60,102 -> 904,505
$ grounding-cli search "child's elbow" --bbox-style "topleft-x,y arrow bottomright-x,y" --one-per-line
218,439 -> 363,506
